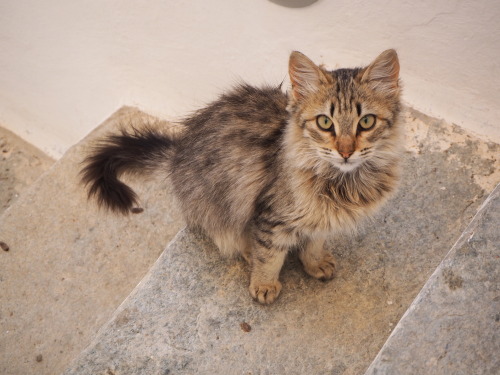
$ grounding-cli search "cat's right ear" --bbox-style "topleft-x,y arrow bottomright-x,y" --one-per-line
289,51 -> 325,101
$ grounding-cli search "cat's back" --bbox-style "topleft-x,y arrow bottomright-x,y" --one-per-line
177,83 -> 288,148
171,83 -> 289,236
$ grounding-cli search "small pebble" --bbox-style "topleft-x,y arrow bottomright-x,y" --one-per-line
0,241 -> 9,251
36,354 -> 43,362
131,207 -> 144,214
240,322 -> 251,333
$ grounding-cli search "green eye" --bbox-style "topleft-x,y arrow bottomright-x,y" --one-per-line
316,115 -> 333,131
358,114 -> 376,130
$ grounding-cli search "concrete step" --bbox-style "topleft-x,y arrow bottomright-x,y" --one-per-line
0,107 -> 183,375
61,108 -> 499,375
0,125 -> 55,214
365,183 -> 500,375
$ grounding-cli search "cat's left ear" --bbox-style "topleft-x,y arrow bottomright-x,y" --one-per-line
289,51 -> 328,101
361,49 -> 400,96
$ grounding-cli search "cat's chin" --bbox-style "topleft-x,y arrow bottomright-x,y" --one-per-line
333,160 -> 362,173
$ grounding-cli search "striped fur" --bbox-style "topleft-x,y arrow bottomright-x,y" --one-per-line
81,50 -> 403,304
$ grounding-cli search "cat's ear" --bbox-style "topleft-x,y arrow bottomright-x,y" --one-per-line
361,49 -> 400,96
289,51 -> 327,101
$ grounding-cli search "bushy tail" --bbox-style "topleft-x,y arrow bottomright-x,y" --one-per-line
80,127 -> 174,214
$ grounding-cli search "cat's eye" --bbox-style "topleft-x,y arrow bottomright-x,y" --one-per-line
316,115 -> 333,131
358,114 -> 376,130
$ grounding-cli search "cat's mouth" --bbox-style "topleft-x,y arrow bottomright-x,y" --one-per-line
316,148 -> 365,172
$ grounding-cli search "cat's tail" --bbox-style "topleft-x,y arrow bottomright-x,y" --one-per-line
80,126 -> 175,214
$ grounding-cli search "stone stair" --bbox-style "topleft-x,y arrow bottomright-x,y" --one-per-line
1,106 -> 498,375
365,183 -> 499,374
0,107 -> 184,375
63,184 -> 500,375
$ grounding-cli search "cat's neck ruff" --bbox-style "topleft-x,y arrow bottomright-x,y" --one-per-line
282,128 -> 401,235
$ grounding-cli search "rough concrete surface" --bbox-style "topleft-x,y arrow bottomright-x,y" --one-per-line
0,125 -> 54,213
366,184 -> 500,375
62,108 -> 499,375
0,108 -> 183,375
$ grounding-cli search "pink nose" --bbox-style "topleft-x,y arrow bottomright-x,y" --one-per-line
339,150 -> 353,160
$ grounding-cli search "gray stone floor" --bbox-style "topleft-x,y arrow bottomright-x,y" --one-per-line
366,184 -> 499,375
1,107 -> 499,375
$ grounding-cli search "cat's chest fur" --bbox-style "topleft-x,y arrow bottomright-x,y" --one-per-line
288,172 -> 394,235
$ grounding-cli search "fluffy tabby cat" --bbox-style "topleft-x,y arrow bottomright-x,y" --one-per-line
81,50 -> 402,304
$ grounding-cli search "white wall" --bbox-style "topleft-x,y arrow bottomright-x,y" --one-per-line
1,0 -> 499,158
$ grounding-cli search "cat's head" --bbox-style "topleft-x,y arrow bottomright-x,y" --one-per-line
286,50 -> 402,175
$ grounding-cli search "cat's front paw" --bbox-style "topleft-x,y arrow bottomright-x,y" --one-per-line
249,280 -> 282,305
301,253 -> 337,281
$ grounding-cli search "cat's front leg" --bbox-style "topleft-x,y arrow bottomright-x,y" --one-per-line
249,243 -> 287,305
299,238 -> 337,281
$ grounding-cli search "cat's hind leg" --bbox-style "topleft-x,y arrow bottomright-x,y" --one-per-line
299,238 -> 337,281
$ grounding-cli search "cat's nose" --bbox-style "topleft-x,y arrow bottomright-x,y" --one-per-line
336,136 -> 355,161
338,150 -> 353,160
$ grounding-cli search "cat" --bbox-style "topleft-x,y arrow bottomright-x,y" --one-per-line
81,49 -> 402,304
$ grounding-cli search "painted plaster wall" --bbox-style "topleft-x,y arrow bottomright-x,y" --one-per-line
0,0 -> 499,158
